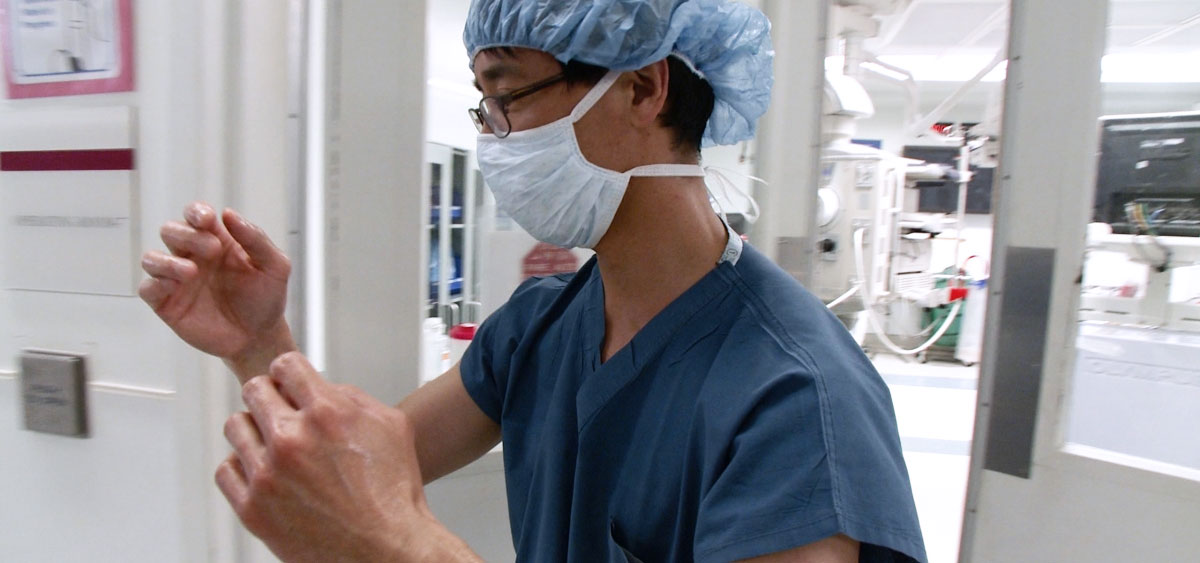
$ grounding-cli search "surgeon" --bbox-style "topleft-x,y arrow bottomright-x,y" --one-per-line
139,0 -> 926,561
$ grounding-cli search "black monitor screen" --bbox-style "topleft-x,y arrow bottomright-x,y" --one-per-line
903,146 -> 994,214
1095,113 -> 1200,236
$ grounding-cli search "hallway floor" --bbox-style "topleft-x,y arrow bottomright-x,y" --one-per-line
872,354 -> 979,563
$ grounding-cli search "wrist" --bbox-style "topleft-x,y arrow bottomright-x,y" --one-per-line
226,320 -> 298,383
394,511 -> 481,563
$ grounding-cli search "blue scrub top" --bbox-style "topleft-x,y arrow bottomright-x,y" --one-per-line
460,244 -> 925,562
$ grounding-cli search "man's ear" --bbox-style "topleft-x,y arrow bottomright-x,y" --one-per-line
627,58 -> 671,128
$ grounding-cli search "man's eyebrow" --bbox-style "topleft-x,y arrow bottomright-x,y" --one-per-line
473,63 -> 520,93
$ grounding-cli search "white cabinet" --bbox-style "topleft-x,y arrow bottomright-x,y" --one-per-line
426,143 -> 485,328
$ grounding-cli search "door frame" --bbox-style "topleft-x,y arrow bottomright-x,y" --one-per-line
961,0 -> 1200,561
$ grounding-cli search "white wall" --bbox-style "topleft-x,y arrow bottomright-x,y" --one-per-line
321,1 -> 428,403
0,1 -> 247,560
0,0 -> 312,557
426,0 -> 479,152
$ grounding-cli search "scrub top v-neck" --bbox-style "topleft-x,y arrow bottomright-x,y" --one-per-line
459,241 -> 925,562
577,222 -> 741,431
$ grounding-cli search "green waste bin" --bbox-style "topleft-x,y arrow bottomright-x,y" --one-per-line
923,267 -> 962,349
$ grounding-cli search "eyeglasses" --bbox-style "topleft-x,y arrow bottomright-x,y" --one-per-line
468,73 -> 566,138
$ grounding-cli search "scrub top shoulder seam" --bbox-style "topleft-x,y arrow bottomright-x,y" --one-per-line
718,253 -> 848,521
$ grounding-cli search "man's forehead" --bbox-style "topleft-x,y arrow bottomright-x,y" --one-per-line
472,47 -> 559,82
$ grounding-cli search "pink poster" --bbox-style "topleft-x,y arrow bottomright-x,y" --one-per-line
1,0 -> 134,99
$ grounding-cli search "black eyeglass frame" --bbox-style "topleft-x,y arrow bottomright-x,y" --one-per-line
469,73 -> 567,138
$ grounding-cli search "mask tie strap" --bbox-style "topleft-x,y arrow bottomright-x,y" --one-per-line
625,163 -> 751,265
704,166 -> 764,226
569,70 -> 622,122
626,163 -> 707,177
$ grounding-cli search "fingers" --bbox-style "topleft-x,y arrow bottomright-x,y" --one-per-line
269,352 -> 323,409
141,251 -> 198,281
160,221 -> 222,261
215,452 -> 249,508
139,251 -> 196,311
184,202 -> 237,249
223,411 -> 267,480
223,208 -> 290,275
155,202 -> 287,278
178,202 -> 244,266
242,375 -> 295,445
138,276 -> 179,311
184,201 -> 218,230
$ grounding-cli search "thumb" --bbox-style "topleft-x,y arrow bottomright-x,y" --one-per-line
222,208 -> 290,275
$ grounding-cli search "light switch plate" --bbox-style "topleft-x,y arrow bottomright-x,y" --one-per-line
19,350 -> 89,438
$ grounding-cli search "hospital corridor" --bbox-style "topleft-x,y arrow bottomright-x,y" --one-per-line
2,1 -> 1199,562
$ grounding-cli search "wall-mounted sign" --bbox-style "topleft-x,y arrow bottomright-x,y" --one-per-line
522,243 -> 580,281
0,0 -> 134,99
0,105 -> 139,296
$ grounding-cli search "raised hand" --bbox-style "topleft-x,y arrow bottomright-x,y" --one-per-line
139,202 -> 295,379
218,353 -> 481,562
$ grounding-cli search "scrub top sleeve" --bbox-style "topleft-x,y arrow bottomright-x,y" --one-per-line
457,274 -> 561,425
458,311 -> 507,424
694,372 -> 845,562
693,369 -> 923,563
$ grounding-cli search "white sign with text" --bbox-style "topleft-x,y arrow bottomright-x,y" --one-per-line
0,106 -> 137,295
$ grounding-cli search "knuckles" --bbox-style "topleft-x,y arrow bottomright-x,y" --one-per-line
269,423 -> 312,464
245,462 -> 278,496
277,254 -> 293,277
306,394 -> 351,438
234,495 -> 271,537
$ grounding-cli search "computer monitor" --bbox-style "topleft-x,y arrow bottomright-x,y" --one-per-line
1094,112 -> 1200,236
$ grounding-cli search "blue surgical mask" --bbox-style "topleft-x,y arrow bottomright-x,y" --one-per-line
476,70 -> 705,249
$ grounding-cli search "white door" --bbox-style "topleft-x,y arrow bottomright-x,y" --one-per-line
0,1 -> 295,560
961,1 -> 1200,561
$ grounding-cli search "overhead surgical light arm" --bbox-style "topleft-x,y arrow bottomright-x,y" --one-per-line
823,73 -> 875,145
906,49 -> 1008,138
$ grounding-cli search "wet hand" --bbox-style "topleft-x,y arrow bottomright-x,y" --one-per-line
139,202 -> 294,374
216,352 -> 464,562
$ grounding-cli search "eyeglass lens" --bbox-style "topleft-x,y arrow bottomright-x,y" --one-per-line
480,98 -> 509,137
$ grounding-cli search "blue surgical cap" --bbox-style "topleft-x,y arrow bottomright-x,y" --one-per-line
463,0 -> 774,147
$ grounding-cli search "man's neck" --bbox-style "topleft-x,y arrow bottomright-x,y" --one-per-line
592,175 -> 728,362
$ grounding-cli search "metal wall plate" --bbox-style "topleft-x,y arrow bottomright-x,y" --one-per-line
19,350 -> 89,438
983,247 -> 1055,478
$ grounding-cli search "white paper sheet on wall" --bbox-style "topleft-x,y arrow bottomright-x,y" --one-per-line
8,0 -> 121,83
0,105 -> 138,295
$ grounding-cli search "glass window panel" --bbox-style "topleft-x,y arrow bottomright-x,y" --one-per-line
1068,0 -> 1200,472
